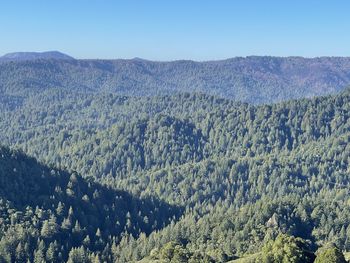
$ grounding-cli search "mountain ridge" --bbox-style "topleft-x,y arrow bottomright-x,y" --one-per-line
1,55 -> 350,103
0,51 -> 75,61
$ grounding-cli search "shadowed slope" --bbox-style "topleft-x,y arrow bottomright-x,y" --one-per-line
0,146 -> 182,262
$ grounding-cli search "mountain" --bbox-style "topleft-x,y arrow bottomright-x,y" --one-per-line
1,56 -> 350,103
0,51 -> 74,62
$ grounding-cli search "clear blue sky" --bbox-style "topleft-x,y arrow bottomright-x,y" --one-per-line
1,0 -> 349,60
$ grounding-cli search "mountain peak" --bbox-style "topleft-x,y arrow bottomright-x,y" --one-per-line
0,51 -> 75,61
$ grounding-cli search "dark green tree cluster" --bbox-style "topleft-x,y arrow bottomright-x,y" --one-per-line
0,146 -> 181,262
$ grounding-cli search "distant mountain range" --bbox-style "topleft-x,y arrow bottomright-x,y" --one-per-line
1,53 -> 350,103
0,51 -> 74,61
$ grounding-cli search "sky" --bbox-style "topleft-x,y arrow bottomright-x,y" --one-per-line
0,0 -> 349,60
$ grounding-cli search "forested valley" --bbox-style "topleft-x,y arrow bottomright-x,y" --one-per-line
0,59 -> 350,262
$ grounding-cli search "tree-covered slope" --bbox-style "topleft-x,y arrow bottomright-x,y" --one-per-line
1,56 -> 350,103
0,146 -> 181,262
114,132 -> 350,261
3,89 -> 349,182
1,86 -> 350,262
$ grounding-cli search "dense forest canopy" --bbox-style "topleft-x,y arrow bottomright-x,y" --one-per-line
0,59 -> 350,261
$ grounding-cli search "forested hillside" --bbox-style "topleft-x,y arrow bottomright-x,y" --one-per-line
0,84 -> 349,262
1,56 -> 350,103
0,146 -> 181,262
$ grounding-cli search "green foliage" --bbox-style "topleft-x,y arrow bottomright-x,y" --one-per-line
258,234 -> 314,263
314,244 -> 347,263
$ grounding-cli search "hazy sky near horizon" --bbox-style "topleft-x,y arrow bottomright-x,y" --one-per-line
1,0 -> 349,60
